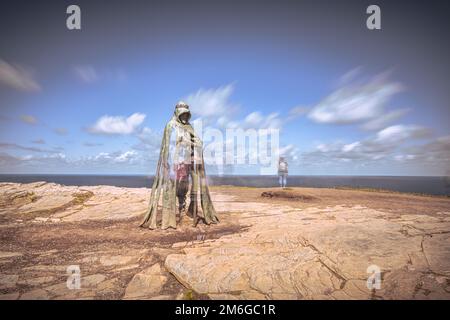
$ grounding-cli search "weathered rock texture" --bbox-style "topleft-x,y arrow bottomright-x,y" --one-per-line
166,198 -> 450,299
165,189 -> 450,300
0,182 -> 148,223
1,182 -> 449,300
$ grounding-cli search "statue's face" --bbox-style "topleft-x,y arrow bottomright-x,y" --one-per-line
179,113 -> 190,124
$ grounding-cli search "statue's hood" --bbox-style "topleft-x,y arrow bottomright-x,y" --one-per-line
173,101 -> 191,124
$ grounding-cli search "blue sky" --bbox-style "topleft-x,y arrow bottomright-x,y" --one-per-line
0,0 -> 449,175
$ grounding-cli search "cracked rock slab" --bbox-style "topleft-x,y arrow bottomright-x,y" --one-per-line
123,264 -> 168,299
165,199 -> 450,300
0,182 -> 148,222
0,274 -> 19,289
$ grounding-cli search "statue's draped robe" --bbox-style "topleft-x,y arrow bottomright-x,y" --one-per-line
140,107 -> 219,229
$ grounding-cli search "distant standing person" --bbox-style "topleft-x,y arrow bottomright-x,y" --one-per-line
278,157 -> 288,188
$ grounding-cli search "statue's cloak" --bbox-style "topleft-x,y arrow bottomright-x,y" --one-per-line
140,105 -> 219,229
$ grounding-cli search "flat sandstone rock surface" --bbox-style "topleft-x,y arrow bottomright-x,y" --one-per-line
0,182 -> 449,300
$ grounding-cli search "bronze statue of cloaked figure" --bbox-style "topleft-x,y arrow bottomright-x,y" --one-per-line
140,101 -> 219,229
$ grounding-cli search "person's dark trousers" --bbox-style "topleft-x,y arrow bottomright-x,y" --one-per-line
176,178 -> 189,219
278,174 -> 287,188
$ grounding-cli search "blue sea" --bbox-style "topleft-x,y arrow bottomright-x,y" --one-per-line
0,174 -> 449,196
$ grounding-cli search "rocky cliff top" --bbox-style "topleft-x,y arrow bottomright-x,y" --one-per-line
1,182 -> 449,300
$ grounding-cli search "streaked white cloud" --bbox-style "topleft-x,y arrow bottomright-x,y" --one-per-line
132,127 -> 162,152
185,84 -> 238,120
361,108 -> 410,131
73,65 -> 99,83
0,142 -> 58,154
394,154 -> 416,161
375,125 -> 430,144
31,139 -> 46,145
86,150 -> 142,165
0,147 -> 148,173
338,66 -> 363,85
308,70 -> 404,126
300,124 -> 433,167
243,111 -> 283,130
185,84 -> 293,132
0,59 -> 41,92
93,152 -> 112,161
401,135 -> 450,165
88,113 -> 146,135
0,152 -> 20,166
342,141 -> 361,152
287,105 -> 309,121
20,114 -> 38,125
73,65 -> 128,84
244,111 -> 263,126
114,150 -> 138,163
19,152 -> 67,161
279,144 -> 299,161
